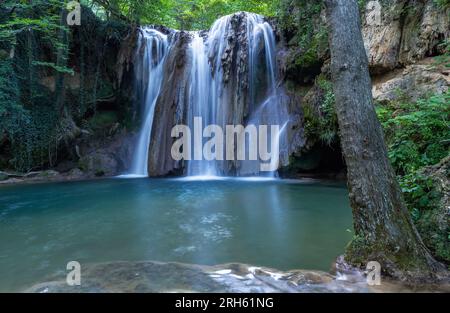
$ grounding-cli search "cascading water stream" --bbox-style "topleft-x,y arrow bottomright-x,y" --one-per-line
128,28 -> 169,176
129,13 -> 288,177
186,34 -> 216,176
241,14 -> 289,176
185,13 -> 288,177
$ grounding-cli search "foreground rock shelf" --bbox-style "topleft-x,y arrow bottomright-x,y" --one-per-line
24,261 -> 449,293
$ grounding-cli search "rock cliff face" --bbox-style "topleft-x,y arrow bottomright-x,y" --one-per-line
137,12 -> 289,176
12,2 -> 444,180
77,129 -> 135,177
372,57 -> 449,103
123,3 -> 448,177
148,30 -> 192,176
274,0 -> 449,176
0,3 -> 447,180
0,8 -> 138,181
362,0 -> 449,73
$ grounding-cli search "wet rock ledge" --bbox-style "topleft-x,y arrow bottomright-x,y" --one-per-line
24,260 -> 449,293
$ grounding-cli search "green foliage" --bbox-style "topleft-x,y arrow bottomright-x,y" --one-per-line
303,75 -> 338,146
279,0 -> 327,69
0,0 -> 72,75
400,169 -> 450,264
345,234 -> 369,265
357,0 -> 368,9
432,39 -> 450,68
377,91 -> 450,264
87,0 -> 277,30
399,173 -> 439,220
168,0 -> 278,30
377,92 -> 450,175
84,111 -> 119,137
0,58 -> 28,152
434,0 -> 450,9
0,1 -> 133,171
85,0 -> 177,25
32,61 -> 74,75
0,0 -> 73,171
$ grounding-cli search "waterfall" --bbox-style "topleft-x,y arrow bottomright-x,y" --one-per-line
240,14 -> 289,176
129,28 -> 169,176
130,12 -> 288,177
186,34 -> 216,176
185,13 -> 288,177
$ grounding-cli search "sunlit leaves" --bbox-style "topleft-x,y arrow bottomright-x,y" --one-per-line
86,0 -> 278,30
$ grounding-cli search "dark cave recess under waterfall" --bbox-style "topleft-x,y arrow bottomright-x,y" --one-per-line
128,12 -> 293,178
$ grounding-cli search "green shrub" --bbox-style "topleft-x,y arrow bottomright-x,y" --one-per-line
279,0 -> 327,69
434,0 -> 450,9
377,91 -> 450,175
377,91 -> 450,264
401,169 -> 450,264
399,172 -> 440,221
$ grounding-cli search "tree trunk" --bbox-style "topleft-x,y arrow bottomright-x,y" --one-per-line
324,0 -> 447,282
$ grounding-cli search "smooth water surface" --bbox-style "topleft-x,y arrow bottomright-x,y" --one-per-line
0,178 -> 352,292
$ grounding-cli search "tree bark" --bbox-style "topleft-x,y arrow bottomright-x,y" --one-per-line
324,0 -> 447,282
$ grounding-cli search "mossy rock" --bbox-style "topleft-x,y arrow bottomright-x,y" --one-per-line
0,171 -> 9,181
37,170 -> 59,178
87,111 -> 119,133
95,169 -> 105,177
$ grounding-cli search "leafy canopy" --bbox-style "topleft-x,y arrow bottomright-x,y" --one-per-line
84,0 -> 278,30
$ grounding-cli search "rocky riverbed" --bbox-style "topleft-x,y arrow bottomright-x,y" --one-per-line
24,260 -> 449,293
